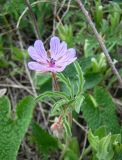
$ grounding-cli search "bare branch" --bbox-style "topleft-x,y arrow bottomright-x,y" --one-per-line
76,0 -> 122,86
25,0 -> 40,39
73,118 -> 87,133
17,29 -> 47,125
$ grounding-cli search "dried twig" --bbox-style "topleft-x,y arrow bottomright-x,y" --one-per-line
52,0 -> 58,35
25,0 -> 40,39
44,0 -> 72,44
0,83 -> 33,95
16,0 -> 75,30
79,128 -> 88,160
57,0 -> 66,15
76,0 -> 122,86
73,118 -> 87,133
17,29 -> 47,125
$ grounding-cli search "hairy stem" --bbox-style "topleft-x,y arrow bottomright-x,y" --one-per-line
51,72 -> 60,91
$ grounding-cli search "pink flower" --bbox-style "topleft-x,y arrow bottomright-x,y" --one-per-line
28,36 -> 77,73
50,116 -> 64,139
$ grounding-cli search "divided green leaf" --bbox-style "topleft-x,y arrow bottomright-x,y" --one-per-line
31,122 -> 59,154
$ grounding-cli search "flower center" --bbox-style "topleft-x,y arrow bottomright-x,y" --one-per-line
48,58 -> 55,67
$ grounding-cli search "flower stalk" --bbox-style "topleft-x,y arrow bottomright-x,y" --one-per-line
51,72 -> 60,91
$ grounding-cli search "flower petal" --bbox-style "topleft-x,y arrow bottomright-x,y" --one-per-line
66,48 -> 76,58
28,62 -> 48,72
34,40 -> 48,60
50,36 -> 60,59
55,66 -> 66,72
55,48 -> 76,66
48,66 -> 66,73
54,41 -> 67,60
28,46 -> 41,61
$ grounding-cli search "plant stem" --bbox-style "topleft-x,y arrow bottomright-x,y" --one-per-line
51,72 -> 60,91
68,112 -> 72,126
59,138 -> 69,160
81,145 -> 91,159
76,0 -> 122,86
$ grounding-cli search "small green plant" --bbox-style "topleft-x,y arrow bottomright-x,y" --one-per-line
88,128 -> 121,160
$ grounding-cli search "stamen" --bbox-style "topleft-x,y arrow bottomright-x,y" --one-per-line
48,58 -> 55,67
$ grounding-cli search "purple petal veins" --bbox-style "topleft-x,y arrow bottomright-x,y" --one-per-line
28,36 -> 77,73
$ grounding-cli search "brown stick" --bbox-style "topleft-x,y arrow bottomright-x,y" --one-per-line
25,0 -> 40,39
76,0 -> 122,86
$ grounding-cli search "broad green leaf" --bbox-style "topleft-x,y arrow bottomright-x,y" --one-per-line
34,72 -> 51,92
114,144 -> 122,160
82,87 -> 120,134
0,96 -> 35,160
88,130 -> 99,151
89,94 -> 98,108
31,122 -> 59,154
94,126 -> 107,139
84,73 -> 103,90
63,138 -> 80,160
63,58 -> 103,91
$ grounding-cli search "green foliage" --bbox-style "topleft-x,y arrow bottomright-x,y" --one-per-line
11,47 -> 29,61
36,91 -> 69,102
91,53 -> 107,73
88,128 -> 121,160
34,72 -> 51,92
0,96 -> 35,160
74,61 -> 84,95
75,94 -> 84,113
114,144 -> 122,160
84,39 -> 95,57
1,0 -> 122,159
31,122 -> 59,154
62,138 -> 80,160
62,116 -> 72,137
57,73 -> 74,98
36,62 -> 85,136
34,2 -> 53,37
93,0 -> 103,28
81,87 -> 121,134
63,55 -> 107,92
37,62 -> 85,116
84,73 -> 103,90
50,99 -> 69,116
58,25 -> 74,47
108,2 -> 121,31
